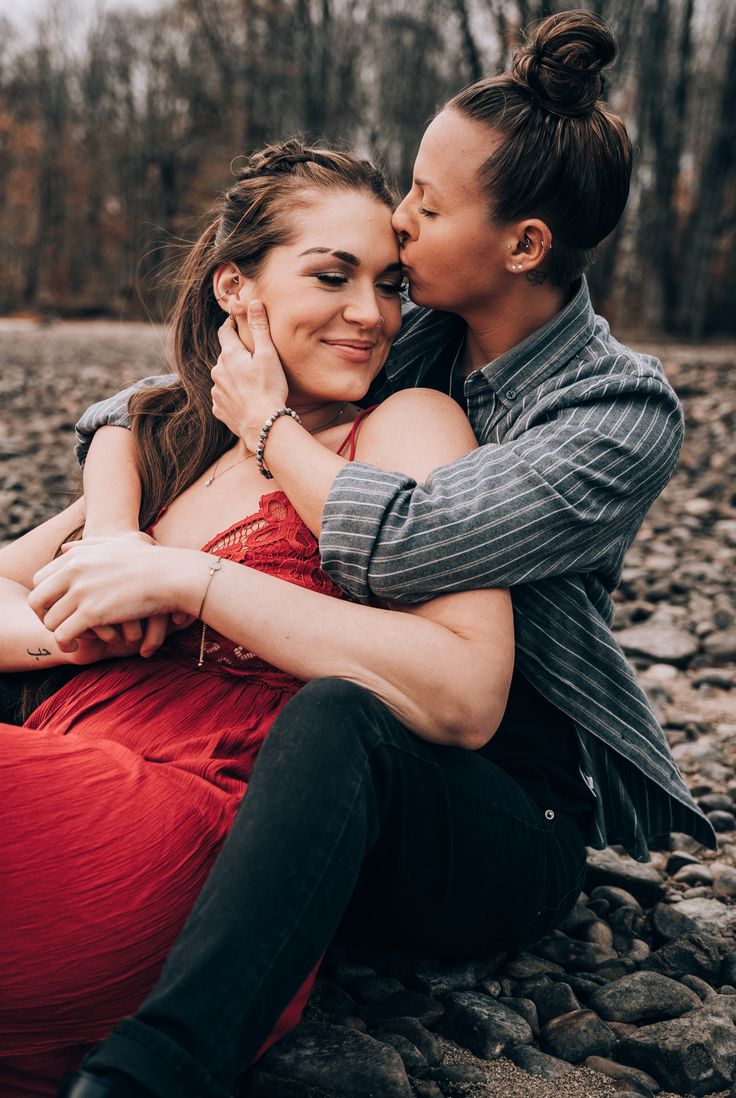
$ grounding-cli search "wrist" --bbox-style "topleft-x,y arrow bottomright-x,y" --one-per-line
166,549 -> 217,619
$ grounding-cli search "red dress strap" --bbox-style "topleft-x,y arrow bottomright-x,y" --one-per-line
336,406 -> 379,461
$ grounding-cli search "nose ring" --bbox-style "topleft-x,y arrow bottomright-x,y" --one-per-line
377,316 -> 384,327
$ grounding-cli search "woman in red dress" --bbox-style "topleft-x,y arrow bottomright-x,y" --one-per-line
0,142 -> 513,1096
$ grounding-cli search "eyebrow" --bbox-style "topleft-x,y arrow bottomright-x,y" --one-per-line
299,248 -> 402,276
299,247 -> 361,267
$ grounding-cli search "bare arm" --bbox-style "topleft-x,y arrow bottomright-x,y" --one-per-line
83,425 -> 142,536
32,391 -> 513,748
0,498 -> 138,670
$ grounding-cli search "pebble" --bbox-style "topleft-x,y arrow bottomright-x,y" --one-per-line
617,1007 -> 736,1096
587,971 -> 701,1023
507,1044 -> 574,1080
539,1008 -> 616,1062
248,1021 -> 413,1098
436,991 -> 533,1059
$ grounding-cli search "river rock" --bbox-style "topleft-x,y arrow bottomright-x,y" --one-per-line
585,848 -> 667,903
616,1007 -> 736,1096
588,971 -> 702,1023
614,622 -> 699,666
436,992 -> 533,1059
539,1008 -> 616,1062
246,1021 -> 413,1098
585,1055 -> 661,1094
508,1044 -> 574,1080
643,933 -> 724,982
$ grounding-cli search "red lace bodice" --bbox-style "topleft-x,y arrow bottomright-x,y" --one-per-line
159,491 -> 346,675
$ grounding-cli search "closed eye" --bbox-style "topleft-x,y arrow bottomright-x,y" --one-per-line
377,281 -> 403,296
314,272 -> 348,287
417,206 -> 438,218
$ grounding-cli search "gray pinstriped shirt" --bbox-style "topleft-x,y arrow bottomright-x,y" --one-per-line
75,280 -> 715,860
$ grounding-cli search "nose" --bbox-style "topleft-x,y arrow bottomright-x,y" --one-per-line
392,196 -> 414,243
343,284 -> 383,330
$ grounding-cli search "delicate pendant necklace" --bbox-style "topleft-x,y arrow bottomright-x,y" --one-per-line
203,403 -> 349,488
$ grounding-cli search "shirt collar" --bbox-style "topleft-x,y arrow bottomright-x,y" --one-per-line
475,279 -> 595,404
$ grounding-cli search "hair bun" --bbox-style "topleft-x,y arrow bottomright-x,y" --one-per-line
512,10 -> 616,119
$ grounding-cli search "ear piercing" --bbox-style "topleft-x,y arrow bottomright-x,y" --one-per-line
511,263 -> 523,271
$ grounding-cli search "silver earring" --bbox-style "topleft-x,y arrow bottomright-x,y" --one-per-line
511,263 -> 522,271
377,316 -> 384,327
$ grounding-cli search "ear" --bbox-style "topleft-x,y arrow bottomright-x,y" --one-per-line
212,262 -> 255,316
505,219 -> 552,277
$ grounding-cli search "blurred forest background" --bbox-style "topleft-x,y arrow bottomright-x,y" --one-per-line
1,0 -> 734,337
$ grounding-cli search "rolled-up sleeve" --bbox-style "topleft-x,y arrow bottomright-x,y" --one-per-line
320,373 -> 683,603
75,374 -> 176,465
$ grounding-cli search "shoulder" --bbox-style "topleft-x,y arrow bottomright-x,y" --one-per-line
354,389 -> 477,483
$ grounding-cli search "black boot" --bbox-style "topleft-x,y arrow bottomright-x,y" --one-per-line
58,1069 -> 156,1097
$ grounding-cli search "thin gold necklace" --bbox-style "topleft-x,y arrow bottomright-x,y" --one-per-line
197,400 -> 349,665
204,403 -> 349,488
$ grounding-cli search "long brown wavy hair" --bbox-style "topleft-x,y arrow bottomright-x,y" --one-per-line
130,139 -> 395,530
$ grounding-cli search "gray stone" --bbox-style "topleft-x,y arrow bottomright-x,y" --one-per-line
588,971 -> 702,1023
436,991 -> 533,1059
360,991 -> 444,1028
532,981 -> 581,1025
532,936 -> 617,972
503,950 -> 565,979
508,1044 -> 574,1080
707,809 -> 736,832
585,1055 -> 661,1094
409,1081 -> 443,1098
615,622 -> 698,666
617,1008 -> 736,1096
588,885 -> 643,912
650,902 -> 700,943
666,850 -> 703,875
585,848 -> 667,904
703,628 -> 736,662
643,932 -> 724,983
673,863 -> 714,886
405,960 -> 480,998
672,898 -> 736,938
539,1008 -> 616,1063
428,1063 -> 488,1092
558,901 -> 599,936
247,1021 -> 412,1098
497,996 -> 539,1036
378,1033 -> 427,1076
680,974 -> 714,1000
372,1019 -> 441,1067
350,975 -> 405,1005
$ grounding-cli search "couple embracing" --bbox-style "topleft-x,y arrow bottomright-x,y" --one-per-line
0,11 -> 715,1098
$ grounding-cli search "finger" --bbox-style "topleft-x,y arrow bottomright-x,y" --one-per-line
248,300 -> 272,343
28,570 -> 69,621
217,315 -> 246,353
120,619 -> 144,645
171,611 -> 194,626
42,591 -> 81,635
90,624 -> 121,643
140,613 -> 168,658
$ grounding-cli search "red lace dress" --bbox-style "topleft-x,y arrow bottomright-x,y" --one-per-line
0,490 -> 351,1097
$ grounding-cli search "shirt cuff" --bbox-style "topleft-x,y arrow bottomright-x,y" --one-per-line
74,374 -> 174,466
319,461 -> 415,603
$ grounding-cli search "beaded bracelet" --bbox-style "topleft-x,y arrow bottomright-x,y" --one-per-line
255,407 -> 302,479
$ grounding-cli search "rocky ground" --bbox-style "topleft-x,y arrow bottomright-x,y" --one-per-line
0,322 -> 734,1098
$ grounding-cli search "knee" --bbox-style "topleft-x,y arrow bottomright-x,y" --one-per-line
269,678 -> 392,755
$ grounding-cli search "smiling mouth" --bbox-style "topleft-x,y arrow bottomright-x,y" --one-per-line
322,340 -> 377,349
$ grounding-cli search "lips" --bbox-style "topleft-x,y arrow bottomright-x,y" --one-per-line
322,340 -> 376,350
321,339 -> 377,363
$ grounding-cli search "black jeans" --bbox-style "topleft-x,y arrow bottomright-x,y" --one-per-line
66,676 -> 589,1098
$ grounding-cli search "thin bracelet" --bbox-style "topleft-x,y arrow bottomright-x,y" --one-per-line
197,555 -> 222,668
256,407 -> 302,479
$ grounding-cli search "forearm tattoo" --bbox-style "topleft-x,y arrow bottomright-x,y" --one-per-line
27,647 -> 51,661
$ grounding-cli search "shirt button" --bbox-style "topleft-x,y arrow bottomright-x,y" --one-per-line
544,809 -> 555,821
505,388 -> 517,400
